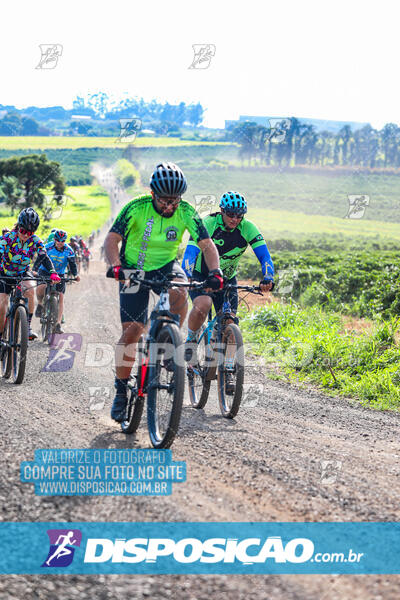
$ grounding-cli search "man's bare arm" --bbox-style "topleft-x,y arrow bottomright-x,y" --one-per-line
198,238 -> 220,272
104,232 -> 122,267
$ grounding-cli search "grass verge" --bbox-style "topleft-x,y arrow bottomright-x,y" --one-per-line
241,302 -> 400,411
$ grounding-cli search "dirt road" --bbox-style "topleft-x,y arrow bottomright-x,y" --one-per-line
0,243 -> 399,599
1,176 -> 399,598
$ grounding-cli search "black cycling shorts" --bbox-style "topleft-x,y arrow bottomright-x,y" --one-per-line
0,271 -> 33,295
189,271 -> 238,314
119,260 -> 187,324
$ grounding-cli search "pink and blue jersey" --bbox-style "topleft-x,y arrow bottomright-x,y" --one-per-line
0,231 -> 54,277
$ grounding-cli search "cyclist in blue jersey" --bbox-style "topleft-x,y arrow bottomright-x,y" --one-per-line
34,229 -> 80,333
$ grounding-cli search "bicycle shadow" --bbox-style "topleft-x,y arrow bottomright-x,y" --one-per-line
89,428 -> 145,449
178,405 -> 248,436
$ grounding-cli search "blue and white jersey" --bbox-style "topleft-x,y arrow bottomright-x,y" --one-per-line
39,242 -> 76,275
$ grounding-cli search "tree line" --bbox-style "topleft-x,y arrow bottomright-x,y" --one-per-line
230,118 -> 400,168
0,95 -> 205,135
0,155 -> 65,216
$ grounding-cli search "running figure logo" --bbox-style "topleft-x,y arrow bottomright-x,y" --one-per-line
89,386 -> 110,411
41,333 -> 82,372
42,529 -> 82,567
345,195 -> 370,219
118,118 -> 142,142
193,194 -> 217,217
36,44 -> 63,69
189,44 -> 216,69
43,194 -> 68,221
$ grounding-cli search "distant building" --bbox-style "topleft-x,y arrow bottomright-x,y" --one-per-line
225,116 -> 369,133
71,115 -> 92,120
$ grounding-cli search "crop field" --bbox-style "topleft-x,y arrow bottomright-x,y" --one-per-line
245,207 -> 400,241
0,136 -> 231,150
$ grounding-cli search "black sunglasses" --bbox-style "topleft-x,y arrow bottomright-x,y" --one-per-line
223,210 -> 245,219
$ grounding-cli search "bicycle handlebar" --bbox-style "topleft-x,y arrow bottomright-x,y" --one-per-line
0,275 -> 78,283
106,267 -> 263,294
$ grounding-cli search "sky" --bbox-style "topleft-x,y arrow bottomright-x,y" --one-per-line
0,0 -> 399,129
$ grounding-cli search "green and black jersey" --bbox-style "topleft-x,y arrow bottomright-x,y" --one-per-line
183,212 -> 274,280
110,194 -> 209,270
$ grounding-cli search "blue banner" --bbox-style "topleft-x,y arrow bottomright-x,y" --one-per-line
0,522 -> 399,574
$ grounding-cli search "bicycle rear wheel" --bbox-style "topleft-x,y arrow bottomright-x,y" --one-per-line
12,306 -> 28,384
187,328 -> 211,409
121,337 -> 146,434
147,322 -> 184,449
1,316 -> 12,379
217,323 -> 244,418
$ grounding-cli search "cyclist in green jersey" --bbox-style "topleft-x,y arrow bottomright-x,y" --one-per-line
182,191 -> 274,372
104,162 -> 222,422
46,228 -> 57,244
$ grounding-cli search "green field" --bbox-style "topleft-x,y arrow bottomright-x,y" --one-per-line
0,185 -> 110,238
245,207 -> 400,241
182,167 -> 400,224
0,137 -> 231,150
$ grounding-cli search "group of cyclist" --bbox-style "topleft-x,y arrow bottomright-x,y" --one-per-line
104,161 -> 275,422
0,212 -> 86,340
69,234 -> 92,273
0,161 -> 274,425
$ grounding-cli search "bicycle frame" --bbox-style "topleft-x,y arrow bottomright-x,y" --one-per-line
191,284 -> 260,377
195,292 -> 235,371
134,285 -> 181,398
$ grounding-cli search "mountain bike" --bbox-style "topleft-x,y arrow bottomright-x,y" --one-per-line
107,268 -> 202,449
0,275 -> 31,384
38,276 -> 76,343
187,283 -> 262,418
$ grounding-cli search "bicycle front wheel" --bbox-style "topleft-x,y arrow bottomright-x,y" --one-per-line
121,337 -> 146,434
47,295 -> 58,343
12,306 -> 28,384
187,328 -> 211,409
217,323 -> 244,418
1,316 -> 12,379
147,322 -> 184,449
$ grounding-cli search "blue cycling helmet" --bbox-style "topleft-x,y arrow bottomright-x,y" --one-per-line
54,229 -> 67,243
150,162 -> 187,197
219,191 -> 247,214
